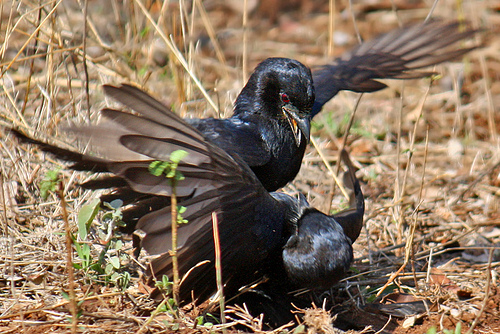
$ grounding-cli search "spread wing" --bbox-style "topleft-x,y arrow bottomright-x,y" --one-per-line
11,84 -> 294,305
312,20 -> 481,116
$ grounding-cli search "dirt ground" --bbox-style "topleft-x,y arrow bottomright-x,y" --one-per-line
0,0 -> 499,333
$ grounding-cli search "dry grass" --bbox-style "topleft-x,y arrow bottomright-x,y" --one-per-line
0,0 -> 499,333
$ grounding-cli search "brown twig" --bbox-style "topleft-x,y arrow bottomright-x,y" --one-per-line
79,0 -> 91,122
212,212 -> 226,331
55,180 -> 77,334
310,136 -> 349,201
169,183 -> 180,307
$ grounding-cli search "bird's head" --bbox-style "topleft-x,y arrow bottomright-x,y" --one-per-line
235,57 -> 315,147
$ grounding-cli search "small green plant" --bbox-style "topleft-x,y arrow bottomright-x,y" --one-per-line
148,150 -> 188,182
426,323 -> 462,334
73,198 -> 131,290
155,275 -> 174,295
176,205 -> 188,224
73,199 -> 99,272
443,322 -> 462,334
39,168 -> 61,199
138,66 -> 148,77
149,149 -> 189,307
60,291 -> 85,319
426,327 -> 437,334
155,275 -> 177,314
366,167 -> 379,181
140,25 -> 150,38
193,313 -> 218,328
293,324 -> 306,333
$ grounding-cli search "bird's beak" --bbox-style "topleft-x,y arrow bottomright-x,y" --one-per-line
282,106 -> 311,147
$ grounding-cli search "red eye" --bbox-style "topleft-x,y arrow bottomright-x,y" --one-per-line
281,93 -> 290,103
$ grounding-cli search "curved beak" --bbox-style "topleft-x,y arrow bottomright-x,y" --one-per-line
282,105 -> 311,147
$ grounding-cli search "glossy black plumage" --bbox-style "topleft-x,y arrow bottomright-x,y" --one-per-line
182,57 -> 314,192
282,150 -> 363,289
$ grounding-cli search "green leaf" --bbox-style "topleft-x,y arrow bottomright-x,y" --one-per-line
166,168 -> 176,179
89,263 -> 104,275
77,199 -> 100,240
176,206 -> 188,224
117,271 -> 131,290
39,168 -> 61,199
74,241 -> 91,267
138,67 -> 148,77
455,322 -> 462,334
294,325 -> 306,333
169,150 -> 188,164
158,303 -> 168,313
107,199 -> 123,210
149,150 -> 188,180
109,256 -> 120,269
114,239 -> 123,250
140,26 -> 150,38
149,160 -> 168,176
61,290 -> 70,300
105,263 -> 114,275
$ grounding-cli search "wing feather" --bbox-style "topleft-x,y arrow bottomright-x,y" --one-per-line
312,20 -> 481,116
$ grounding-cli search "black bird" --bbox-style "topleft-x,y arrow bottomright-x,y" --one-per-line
282,150 -> 364,289
51,20 -> 479,196
11,97 -> 363,310
108,58 -> 315,193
